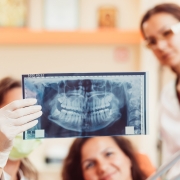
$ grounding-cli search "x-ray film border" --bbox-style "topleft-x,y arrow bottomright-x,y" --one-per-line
141,72 -> 148,135
23,72 -> 146,77
24,74 -> 144,79
22,72 -> 147,138
145,72 -> 149,135
141,75 -> 144,135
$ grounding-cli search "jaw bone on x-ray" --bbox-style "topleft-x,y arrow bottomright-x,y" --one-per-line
22,72 -> 148,139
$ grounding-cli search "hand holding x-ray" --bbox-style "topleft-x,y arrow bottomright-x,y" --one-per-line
0,99 -> 42,167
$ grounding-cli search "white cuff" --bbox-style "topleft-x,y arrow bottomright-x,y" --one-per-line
0,151 -> 10,168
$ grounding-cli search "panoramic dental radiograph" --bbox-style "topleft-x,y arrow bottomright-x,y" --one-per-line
22,73 -> 147,139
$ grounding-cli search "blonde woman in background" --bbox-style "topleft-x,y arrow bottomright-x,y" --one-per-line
140,3 -> 180,178
0,77 -> 42,180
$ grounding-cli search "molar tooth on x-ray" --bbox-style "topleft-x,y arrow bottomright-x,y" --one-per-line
22,72 -> 147,139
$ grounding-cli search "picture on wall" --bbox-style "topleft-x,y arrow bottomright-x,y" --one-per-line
0,0 -> 27,27
44,0 -> 79,30
98,6 -> 117,28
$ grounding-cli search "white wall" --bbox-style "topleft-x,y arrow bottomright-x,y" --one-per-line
0,44 -> 139,77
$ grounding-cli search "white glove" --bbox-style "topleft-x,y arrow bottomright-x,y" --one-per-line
0,98 -> 42,168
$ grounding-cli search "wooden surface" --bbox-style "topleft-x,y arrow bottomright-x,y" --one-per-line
0,28 -> 142,45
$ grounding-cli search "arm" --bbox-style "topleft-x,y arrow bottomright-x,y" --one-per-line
0,99 -> 42,170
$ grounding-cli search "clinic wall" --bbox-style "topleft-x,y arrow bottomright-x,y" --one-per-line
79,0 -> 140,30
27,0 -> 141,30
0,45 -> 139,77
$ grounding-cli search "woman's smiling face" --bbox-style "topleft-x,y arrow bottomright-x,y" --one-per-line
142,12 -> 180,69
81,137 -> 132,180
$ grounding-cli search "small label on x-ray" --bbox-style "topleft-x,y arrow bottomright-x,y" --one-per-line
125,126 -> 134,135
35,130 -> 45,138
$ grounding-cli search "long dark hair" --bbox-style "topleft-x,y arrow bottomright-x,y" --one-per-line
62,136 -> 147,180
140,3 -> 180,38
0,77 -> 38,180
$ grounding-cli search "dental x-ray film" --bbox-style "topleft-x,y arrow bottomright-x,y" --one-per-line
22,72 -> 148,139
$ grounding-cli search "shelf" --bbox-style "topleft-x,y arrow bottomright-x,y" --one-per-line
0,28 -> 142,45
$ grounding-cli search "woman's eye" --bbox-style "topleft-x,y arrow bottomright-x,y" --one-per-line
146,39 -> 156,46
163,30 -> 173,37
106,152 -> 113,157
85,162 -> 94,170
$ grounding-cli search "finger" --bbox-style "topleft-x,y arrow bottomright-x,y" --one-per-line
14,111 -> 42,126
3,99 -> 37,111
9,105 -> 42,119
16,120 -> 38,134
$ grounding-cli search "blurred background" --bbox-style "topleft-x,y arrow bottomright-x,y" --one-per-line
0,0 -> 179,179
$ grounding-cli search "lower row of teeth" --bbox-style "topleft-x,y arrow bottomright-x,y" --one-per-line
52,108 -> 111,124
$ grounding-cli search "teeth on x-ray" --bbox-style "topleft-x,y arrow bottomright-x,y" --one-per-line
49,82 -> 121,132
22,72 -> 147,139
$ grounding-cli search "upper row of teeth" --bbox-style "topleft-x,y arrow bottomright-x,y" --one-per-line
59,95 -> 112,111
